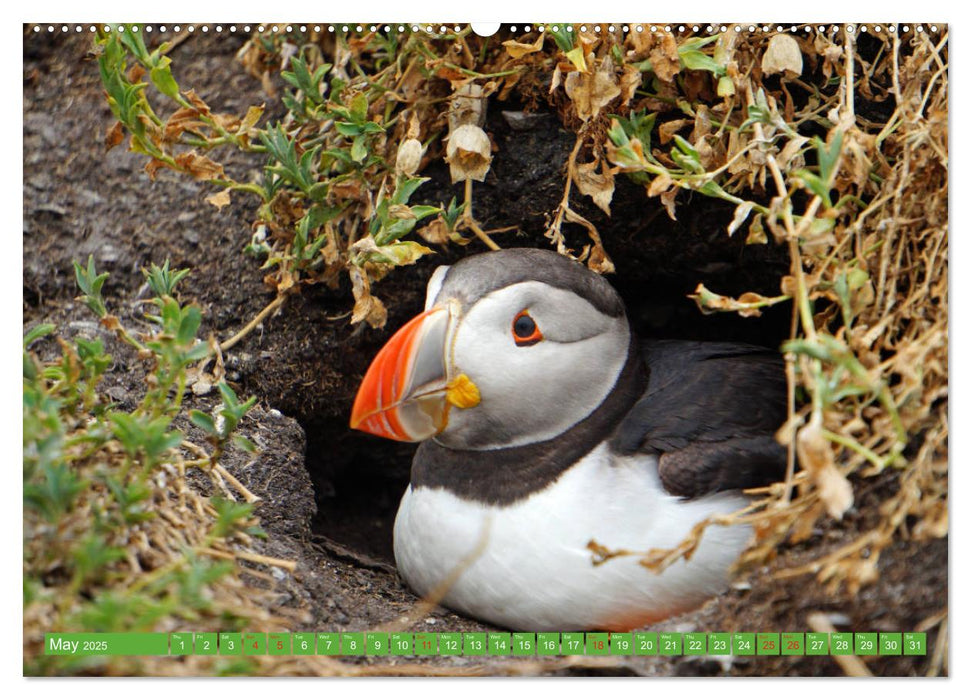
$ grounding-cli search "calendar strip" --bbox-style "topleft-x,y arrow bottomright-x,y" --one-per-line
44,631 -> 927,657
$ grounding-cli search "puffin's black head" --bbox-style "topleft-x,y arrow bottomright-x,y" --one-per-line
351,249 -> 632,450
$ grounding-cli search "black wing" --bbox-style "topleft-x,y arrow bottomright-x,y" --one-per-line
610,339 -> 788,498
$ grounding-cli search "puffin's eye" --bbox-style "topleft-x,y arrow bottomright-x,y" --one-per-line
512,310 -> 543,347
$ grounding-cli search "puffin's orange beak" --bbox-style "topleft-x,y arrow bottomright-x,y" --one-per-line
350,306 -> 459,442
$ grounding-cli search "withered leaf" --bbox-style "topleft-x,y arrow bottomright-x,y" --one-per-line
435,65 -> 468,83
212,113 -> 242,132
183,89 -> 212,116
746,213 -> 768,245
797,420 -> 853,520
238,104 -> 265,135
574,159 -> 615,215
618,64 -> 643,104
660,188 -> 678,220
564,47 -> 588,73
549,64 -> 563,94
352,235 -> 433,267
502,33 -> 544,59
144,158 -> 169,181
174,151 -> 226,181
376,240 -> 434,266
727,201 -> 754,237
417,218 -> 451,246
688,283 -> 783,318
647,172 -> 675,198
659,118 -> 691,145
105,121 -> 124,152
564,61 -> 621,122
405,112 -> 421,140
648,34 -> 680,82
563,207 -> 615,274
163,107 -> 206,144
126,64 -> 146,85
627,26 -> 656,59
448,83 -> 487,131
205,189 -> 232,211
349,265 -> 388,328
586,241 -> 615,275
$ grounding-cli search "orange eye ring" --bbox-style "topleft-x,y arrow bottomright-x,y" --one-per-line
512,310 -> 543,347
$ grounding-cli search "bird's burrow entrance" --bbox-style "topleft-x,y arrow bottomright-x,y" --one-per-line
292,104 -> 793,565
308,425 -> 413,563
300,218 -> 793,566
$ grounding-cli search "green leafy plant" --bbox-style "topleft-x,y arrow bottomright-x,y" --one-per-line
24,258 -> 281,675
96,23 -> 480,340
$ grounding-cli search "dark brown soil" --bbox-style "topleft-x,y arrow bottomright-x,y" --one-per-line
22,28 -> 947,677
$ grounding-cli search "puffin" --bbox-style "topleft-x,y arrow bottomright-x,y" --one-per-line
350,248 -> 787,631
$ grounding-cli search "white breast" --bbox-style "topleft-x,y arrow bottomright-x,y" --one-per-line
393,444 -> 752,631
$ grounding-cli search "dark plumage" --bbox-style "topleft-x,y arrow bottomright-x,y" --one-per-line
611,340 -> 788,498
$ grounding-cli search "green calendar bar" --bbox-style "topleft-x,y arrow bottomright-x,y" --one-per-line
170,632 -> 192,655
293,633 -> 315,655
219,632 -> 242,655
464,632 -> 487,656
342,632 -> 365,655
659,632 -> 682,655
708,633 -> 731,655
634,631 -> 658,655
390,632 -> 413,655
586,632 -> 609,655
415,632 -> 438,656
439,632 -> 463,655
488,632 -> 511,655
684,632 -> 706,655
316,632 -> 340,655
269,633 -> 291,656
561,632 -> 584,654
44,633 -> 168,656
757,632 -> 780,655
831,632 -> 854,655
512,633 -> 536,656
537,632 -> 560,655
243,632 -> 266,655
41,630 -> 931,657
194,632 -> 217,656
879,632 -> 902,656
806,632 -> 829,655
609,632 -> 633,655
782,633 -> 804,656
733,632 -> 756,655
367,632 -> 389,656
855,633 -> 878,656
904,632 -> 926,656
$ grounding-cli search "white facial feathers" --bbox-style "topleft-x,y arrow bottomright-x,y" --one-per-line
438,281 -> 630,450
424,265 -> 451,311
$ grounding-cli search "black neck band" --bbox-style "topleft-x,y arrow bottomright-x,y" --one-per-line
410,338 -> 647,506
